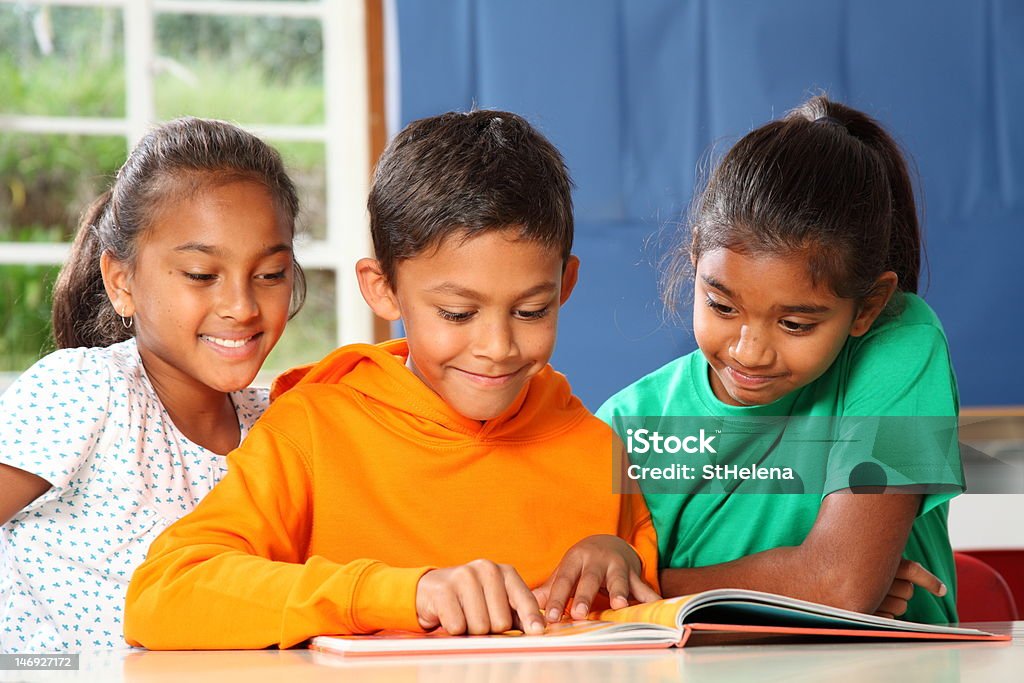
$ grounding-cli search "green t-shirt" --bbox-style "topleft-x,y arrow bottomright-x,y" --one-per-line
597,293 -> 964,624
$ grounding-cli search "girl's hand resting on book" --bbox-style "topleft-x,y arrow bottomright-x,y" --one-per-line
415,560 -> 546,635
534,534 -> 661,623
875,558 -> 947,619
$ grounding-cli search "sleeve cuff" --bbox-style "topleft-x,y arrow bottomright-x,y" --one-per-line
351,563 -> 434,633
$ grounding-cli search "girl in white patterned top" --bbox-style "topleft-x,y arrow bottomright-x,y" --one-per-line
0,118 -> 306,653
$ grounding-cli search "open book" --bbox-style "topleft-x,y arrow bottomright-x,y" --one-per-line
310,588 -> 1010,656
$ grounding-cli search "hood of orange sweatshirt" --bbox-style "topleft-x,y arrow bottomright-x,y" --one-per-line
270,339 -> 588,443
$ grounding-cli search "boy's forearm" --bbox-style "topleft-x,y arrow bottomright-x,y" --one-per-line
125,545 -> 427,649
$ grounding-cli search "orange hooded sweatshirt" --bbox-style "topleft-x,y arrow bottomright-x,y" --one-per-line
125,340 -> 658,649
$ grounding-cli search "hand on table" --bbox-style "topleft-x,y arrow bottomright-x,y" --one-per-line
415,560 -> 545,635
533,534 -> 661,623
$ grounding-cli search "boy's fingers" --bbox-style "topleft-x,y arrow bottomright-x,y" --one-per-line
503,567 -> 545,635
606,568 -> 631,610
479,565 -> 514,633
435,588 -> 467,635
543,569 -> 579,623
628,573 -> 662,604
456,574 -> 491,635
531,579 -> 552,611
570,568 -> 603,619
899,559 -> 946,596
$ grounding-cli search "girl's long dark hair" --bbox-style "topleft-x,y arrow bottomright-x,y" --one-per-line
664,95 -> 921,312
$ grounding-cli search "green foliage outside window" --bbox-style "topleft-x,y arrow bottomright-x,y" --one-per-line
1,229 -> 61,371
1,5 -> 336,374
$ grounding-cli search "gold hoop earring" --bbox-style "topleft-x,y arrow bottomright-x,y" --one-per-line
120,305 -> 133,329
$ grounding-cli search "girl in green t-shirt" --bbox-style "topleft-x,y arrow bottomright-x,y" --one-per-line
598,95 -> 963,624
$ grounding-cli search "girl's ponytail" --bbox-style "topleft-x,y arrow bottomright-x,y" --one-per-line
807,97 -> 922,294
51,191 -> 130,349
864,127 -> 921,294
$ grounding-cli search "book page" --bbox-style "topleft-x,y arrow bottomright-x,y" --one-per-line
594,595 -> 696,628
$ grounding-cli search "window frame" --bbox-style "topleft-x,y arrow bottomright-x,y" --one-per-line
0,0 -> 375,351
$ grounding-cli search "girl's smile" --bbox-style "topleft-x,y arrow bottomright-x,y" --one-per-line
723,365 -> 789,390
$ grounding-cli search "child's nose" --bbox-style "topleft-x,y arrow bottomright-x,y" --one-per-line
472,317 -> 517,362
729,325 -> 775,368
218,280 -> 259,322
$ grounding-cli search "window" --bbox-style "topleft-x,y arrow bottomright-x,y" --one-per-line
0,0 -> 378,380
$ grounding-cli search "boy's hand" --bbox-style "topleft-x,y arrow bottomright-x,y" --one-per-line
874,558 -> 947,618
415,560 -> 545,635
534,534 -> 661,623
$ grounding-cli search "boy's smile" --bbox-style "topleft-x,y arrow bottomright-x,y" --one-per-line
693,248 -> 890,407
360,229 -> 578,421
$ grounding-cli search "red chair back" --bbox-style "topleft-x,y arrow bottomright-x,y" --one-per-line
957,549 -> 1024,618
954,551 -> 1019,622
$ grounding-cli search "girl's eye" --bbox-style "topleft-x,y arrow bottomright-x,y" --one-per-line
515,307 -> 550,320
437,308 -> 474,322
258,271 -> 287,282
185,272 -> 216,282
704,295 -> 735,315
780,319 -> 817,333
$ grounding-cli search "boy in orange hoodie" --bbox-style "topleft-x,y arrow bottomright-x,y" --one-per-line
125,110 -> 660,649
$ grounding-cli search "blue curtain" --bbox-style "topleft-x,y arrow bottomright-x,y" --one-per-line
395,0 -> 1024,407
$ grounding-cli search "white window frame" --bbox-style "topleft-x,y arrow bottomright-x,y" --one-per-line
0,0 -> 374,346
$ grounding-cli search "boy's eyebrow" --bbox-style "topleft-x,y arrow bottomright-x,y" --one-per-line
428,281 -> 558,300
173,242 -> 293,257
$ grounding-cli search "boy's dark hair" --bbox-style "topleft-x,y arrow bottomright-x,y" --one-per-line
51,117 -> 305,349
664,94 -> 921,311
368,110 -> 574,284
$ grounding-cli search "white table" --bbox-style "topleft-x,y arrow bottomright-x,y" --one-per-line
4,622 -> 1021,683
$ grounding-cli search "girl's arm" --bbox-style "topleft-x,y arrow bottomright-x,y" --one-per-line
0,463 -> 52,526
660,491 -> 924,613
1,348 -> 116,526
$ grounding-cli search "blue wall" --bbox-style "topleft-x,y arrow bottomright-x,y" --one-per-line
395,0 -> 1024,408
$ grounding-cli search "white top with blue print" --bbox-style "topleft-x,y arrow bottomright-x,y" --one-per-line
0,338 -> 267,653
